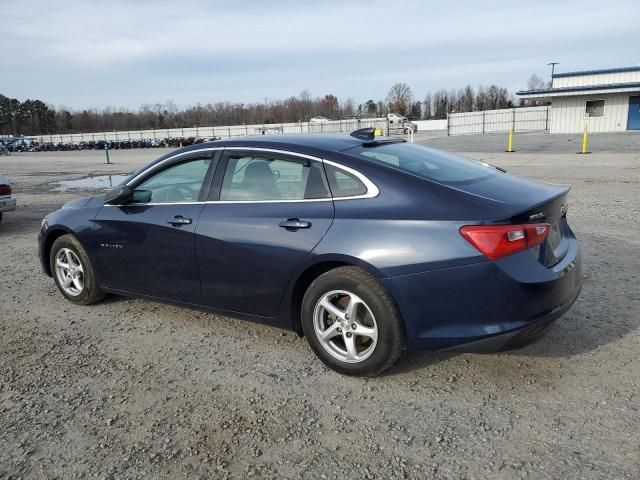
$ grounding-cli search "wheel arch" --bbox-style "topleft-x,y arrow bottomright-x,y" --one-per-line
286,254 -> 391,335
41,227 -> 79,276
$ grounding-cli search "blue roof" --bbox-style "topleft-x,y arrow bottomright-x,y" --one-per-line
553,66 -> 640,78
517,82 -> 640,96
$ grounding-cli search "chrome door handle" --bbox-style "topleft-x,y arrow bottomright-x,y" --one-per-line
166,216 -> 192,226
279,218 -> 311,229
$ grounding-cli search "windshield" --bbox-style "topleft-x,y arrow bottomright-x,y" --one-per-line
348,142 -> 496,184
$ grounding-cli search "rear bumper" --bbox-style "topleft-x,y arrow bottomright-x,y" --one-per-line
442,284 -> 580,353
0,196 -> 16,213
384,238 -> 583,352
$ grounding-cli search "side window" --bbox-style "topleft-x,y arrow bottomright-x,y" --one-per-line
324,164 -> 368,198
136,158 -> 212,203
220,154 -> 330,201
585,100 -> 605,118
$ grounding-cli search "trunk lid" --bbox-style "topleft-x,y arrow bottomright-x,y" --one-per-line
448,171 -> 571,267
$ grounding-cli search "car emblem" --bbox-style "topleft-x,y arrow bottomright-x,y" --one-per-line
529,212 -> 545,220
560,203 -> 568,216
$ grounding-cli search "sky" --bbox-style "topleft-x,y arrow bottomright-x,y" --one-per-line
2,0 -> 639,110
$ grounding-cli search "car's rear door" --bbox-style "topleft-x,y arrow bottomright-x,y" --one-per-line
94,150 -> 219,302
195,148 -> 334,317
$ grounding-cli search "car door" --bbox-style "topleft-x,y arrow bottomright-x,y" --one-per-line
195,148 -> 334,317
93,151 -> 219,303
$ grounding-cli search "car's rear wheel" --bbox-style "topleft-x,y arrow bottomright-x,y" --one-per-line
301,266 -> 405,376
50,234 -> 106,305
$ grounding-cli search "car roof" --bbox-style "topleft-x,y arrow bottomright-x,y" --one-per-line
174,133 -> 367,155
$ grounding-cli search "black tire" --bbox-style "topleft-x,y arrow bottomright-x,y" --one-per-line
50,234 -> 106,305
0,212 -> 3,224
301,266 -> 405,376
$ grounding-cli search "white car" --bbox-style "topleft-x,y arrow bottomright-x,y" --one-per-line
0,176 -> 16,223
309,116 -> 331,123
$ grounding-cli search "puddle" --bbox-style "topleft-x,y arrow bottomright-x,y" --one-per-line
52,174 -> 129,192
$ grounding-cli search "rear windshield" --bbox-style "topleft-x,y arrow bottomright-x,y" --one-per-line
348,142 -> 496,184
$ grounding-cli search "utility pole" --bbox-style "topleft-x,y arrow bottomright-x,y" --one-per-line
547,62 -> 559,88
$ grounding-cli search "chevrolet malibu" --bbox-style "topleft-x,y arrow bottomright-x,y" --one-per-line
39,130 -> 582,376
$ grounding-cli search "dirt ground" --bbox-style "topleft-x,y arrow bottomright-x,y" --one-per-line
1,137 -> 639,479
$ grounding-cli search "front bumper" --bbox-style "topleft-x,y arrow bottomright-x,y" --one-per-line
0,196 -> 16,213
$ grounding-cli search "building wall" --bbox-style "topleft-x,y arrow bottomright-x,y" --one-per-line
550,94 -> 631,133
554,71 -> 640,88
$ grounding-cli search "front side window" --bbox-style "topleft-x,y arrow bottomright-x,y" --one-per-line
585,100 -> 605,118
220,153 -> 330,201
348,142 -> 495,185
135,158 -> 212,203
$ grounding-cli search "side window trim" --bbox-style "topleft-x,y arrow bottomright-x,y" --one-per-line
323,159 -> 379,201
214,149 -> 330,203
205,148 -> 378,204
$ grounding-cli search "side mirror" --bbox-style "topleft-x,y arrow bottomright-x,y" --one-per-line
104,186 -> 133,205
132,189 -> 152,203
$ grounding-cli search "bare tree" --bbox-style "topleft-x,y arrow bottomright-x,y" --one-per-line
432,90 -> 449,119
527,73 -> 549,91
423,93 -> 432,119
386,83 -> 413,116
459,85 -> 474,112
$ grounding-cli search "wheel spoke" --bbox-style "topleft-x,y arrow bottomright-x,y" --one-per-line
354,324 -> 377,342
68,252 -> 78,268
56,258 -> 70,269
62,274 -> 73,288
345,295 -> 360,321
71,275 -> 83,291
319,322 -> 341,341
320,298 -> 345,320
344,334 -> 359,360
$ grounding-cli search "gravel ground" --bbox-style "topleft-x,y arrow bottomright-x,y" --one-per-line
1,138 -> 639,479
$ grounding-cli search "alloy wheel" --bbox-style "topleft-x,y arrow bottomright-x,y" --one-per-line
54,248 -> 85,296
313,290 -> 378,364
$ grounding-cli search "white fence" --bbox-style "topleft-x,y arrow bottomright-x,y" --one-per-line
447,106 -> 550,136
24,118 -> 391,144
414,119 -> 448,131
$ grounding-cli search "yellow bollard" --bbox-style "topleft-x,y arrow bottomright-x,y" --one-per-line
506,128 -> 514,152
579,122 -> 590,154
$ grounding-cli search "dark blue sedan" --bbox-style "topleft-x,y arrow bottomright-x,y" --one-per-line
39,129 -> 582,375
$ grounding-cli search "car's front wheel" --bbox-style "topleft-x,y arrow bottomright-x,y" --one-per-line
301,266 -> 405,376
50,234 -> 106,305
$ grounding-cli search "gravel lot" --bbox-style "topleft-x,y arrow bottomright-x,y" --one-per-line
1,135 -> 639,479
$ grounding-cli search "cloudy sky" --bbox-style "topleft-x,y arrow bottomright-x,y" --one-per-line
2,0 -> 639,109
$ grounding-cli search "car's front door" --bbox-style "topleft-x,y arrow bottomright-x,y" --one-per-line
94,151 -> 218,303
195,149 -> 334,317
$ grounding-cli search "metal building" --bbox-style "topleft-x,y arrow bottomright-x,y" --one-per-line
517,66 -> 640,134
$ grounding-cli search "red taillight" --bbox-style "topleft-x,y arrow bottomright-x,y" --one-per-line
0,184 -> 10,196
460,223 -> 550,260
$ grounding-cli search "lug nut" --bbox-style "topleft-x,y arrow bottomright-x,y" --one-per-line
337,327 -> 342,333
351,323 -> 357,330
345,314 -> 350,320
346,332 -> 353,338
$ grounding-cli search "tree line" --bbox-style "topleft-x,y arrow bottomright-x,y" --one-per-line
1,75 -> 548,136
